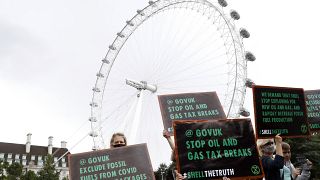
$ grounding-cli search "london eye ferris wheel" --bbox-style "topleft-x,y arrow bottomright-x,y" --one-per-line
89,0 -> 255,167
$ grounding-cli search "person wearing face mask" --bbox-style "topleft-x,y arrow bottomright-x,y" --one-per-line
110,132 -> 127,148
257,134 -> 284,180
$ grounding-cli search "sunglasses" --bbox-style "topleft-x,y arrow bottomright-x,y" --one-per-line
264,141 -> 274,146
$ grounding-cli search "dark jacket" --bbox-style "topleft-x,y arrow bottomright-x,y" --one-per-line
261,154 -> 284,180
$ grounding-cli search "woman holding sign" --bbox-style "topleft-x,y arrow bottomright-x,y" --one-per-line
257,134 -> 284,180
110,132 -> 127,148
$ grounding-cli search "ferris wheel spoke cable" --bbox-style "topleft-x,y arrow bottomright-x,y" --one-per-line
158,80 -> 227,90
100,92 -> 138,124
171,15 -> 215,59
155,10 -> 193,64
161,13 -> 200,61
155,53 -> 227,84
157,83 -> 227,93
127,9 -> 225,84
157,72 -> 228,87
153,47 -> 226,83
64,119 -> 91,143
152,9 -> 223,78
89,0 -> 252,167
155,43 -> 222,81
156,65 -> 228,84
153,32 -> 227,80
99,101 -> 140,144
153,10 -> 202,69
55,133 -> 89,165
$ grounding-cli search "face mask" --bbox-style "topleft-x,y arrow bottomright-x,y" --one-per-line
262,144 -> 275,154
113,143 -> 126,148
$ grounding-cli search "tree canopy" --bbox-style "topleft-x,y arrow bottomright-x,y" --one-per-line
37,155 -> 60,180
0,154 -> 63,180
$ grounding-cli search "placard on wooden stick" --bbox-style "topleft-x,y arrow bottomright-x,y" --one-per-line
68,143 -> 155,180
305,89 -> 320,132
253,85 -> 310,138
173,119 -> 264,180
158,91 -> 226,133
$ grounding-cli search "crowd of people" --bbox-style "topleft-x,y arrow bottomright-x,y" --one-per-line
109,132 -> 313,180
257,134 -> 312,180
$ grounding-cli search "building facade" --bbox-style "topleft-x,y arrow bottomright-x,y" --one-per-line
0,133 -> 69,179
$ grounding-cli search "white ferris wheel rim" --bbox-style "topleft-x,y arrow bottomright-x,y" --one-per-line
89,0 -> 248,168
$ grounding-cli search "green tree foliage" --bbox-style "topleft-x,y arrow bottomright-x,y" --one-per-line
37,155 -> 60,180
154,163 -> 168,180
154,162 -> 176,180
0,155 -> 68,180
6,162 -> 23,179
21,170 -> 38,180
0,160 -> 9,179
285,133 -> 320,179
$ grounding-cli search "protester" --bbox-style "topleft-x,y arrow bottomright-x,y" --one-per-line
281,142 -> 312,180
257,134 -> 284,180
110,132 -> 127,148
163,130 -> 176,180
165,130 -> 231,180
163,130 -> 175,160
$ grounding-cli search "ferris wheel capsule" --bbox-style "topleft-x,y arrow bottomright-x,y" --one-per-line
137,10 -> 145,16
245,78 -> 255,88
89,117 -> 97,122
117,32 -> 125,38
230,10 -> 240,20
240,28 -> 250,38
245,51 -> 256,61
108,45 -> 116,50
96,72 -> 104,78
126,20 -> 134,26
239,107 -> 250,117
218,0 -> 228,7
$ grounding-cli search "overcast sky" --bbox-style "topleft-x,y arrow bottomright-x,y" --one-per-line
1,0 -> 320,168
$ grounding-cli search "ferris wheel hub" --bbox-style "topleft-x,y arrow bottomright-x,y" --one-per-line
125,78 -> 157,93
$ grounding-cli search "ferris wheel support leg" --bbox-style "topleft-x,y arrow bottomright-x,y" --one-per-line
128,90 -> 144,144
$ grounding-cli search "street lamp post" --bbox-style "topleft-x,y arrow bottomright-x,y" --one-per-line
160,169 -> 165,180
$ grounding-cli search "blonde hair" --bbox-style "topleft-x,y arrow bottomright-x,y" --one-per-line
256,138 -> 273,156
110,132 -> 127,147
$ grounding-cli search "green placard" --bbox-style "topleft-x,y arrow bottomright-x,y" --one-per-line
158,91 -> 226,133
173,119 -> 264,180
68,144 -> 155,180
305,89 -> 320,131
253,85 -> 310,138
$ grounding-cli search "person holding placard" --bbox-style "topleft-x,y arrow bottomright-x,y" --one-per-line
163,130 -> 175,159
110,132 -> 127,148
163,130 -> 231,180
257,134 -> 284,180
281,142 -> 312,180
163,130 -> 177,180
